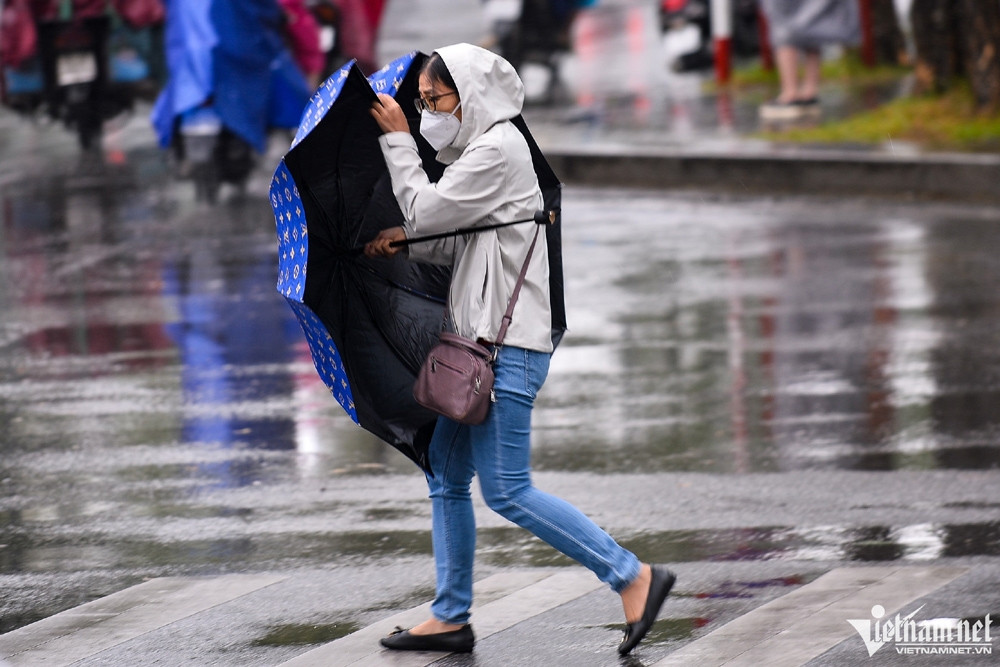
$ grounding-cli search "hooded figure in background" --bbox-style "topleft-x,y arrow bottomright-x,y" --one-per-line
364,43 -> 676,657
151,0 -> 310,153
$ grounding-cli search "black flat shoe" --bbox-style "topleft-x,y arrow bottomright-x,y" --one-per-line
380,624 -> 475,653
618,566 -> 676,655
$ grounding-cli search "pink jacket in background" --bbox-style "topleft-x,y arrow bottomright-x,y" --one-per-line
334,0 -> 382,74
278,0 -> 323,77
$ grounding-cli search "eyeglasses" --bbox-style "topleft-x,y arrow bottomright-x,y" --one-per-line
414,92 -> 457,113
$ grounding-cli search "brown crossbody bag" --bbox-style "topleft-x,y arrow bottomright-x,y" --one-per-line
411,223 -> 543,424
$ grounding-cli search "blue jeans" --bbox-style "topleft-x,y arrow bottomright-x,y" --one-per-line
425,345 -> 641,625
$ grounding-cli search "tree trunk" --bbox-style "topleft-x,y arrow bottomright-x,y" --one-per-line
954,0 -> 1000,110
909,0 -> 960,94
870,0 -> 906,65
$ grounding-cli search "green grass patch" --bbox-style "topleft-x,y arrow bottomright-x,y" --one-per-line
726,52 -> 910,89
760,83 -> 1000,151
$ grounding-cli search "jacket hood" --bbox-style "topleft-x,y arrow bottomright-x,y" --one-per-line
432,44 -> 524,163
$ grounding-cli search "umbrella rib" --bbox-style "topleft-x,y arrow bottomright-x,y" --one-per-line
331,126 -> 370,253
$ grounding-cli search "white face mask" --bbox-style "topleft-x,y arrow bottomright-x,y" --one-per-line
419,103 -> 462,151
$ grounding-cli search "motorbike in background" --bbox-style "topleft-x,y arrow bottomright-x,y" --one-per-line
0,0 -> 165,149
485,0 -> 584,104
174,105 -> 255,204
660,0 -> 760,72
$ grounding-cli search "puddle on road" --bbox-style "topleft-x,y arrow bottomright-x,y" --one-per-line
3,520 -> 996,580
477,522 -> 1000,567
601,616 -> 709,648
0,530 -> 434,575
252,621 -> 360,647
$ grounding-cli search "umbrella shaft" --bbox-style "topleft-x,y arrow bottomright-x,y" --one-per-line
389,209 -> 556,248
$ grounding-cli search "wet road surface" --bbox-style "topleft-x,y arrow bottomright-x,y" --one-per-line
1,107 -> 999,648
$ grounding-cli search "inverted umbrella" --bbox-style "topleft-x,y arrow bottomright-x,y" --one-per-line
270,52 -> 566,472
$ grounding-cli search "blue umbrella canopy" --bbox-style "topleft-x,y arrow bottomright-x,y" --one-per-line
270,52 -> 565,472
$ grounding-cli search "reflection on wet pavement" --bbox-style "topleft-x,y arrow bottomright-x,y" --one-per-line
477,522 -> 1000,567
2,507 -> 996,583
536,193 -> 1000,475
5,174 -> 1000,479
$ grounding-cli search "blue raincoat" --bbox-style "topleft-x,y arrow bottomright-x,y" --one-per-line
152,0 -> 311,152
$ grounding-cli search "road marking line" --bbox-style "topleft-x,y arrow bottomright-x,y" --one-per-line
653,565 -> 969,666
280,568 -> 603,667
0,574 -> 287,666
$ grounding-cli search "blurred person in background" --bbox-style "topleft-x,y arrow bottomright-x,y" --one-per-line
758,0 -> 859,120
152,0 -> 310,154
482,0 -> 595,103
333,0 -> 386,74
152,0 -> 310,200
279,0 -> 324,89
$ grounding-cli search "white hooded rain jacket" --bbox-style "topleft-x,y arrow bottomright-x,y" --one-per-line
377,43 -> 554,354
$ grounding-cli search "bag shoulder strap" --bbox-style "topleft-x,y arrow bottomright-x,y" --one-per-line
494,225 -> 542,348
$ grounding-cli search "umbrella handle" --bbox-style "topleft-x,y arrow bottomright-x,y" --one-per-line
388,209 -> 556,248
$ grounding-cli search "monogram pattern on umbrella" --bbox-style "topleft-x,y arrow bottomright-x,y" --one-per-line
367,52 -> 414,98
290,52 -> 416,151
292,62 -> 350,150
288,300 -> 358,422
269,52 -> 420,426
271,161 -> 307,302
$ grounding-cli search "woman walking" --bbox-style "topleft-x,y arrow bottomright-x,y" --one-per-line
365,43 -> 674,656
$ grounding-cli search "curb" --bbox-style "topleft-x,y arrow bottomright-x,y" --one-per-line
542,146 -> 1000,204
